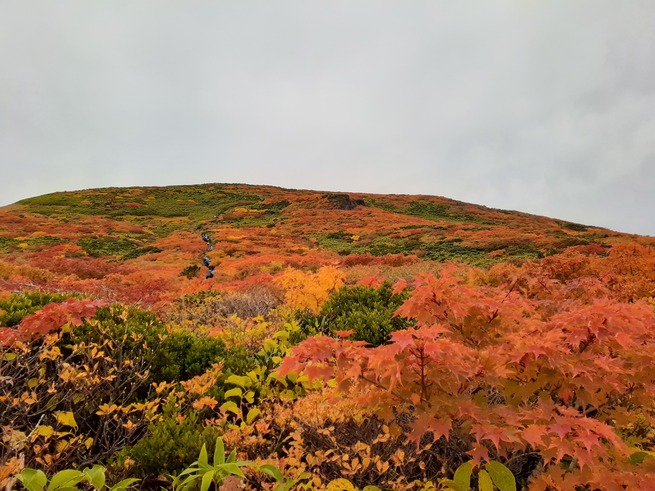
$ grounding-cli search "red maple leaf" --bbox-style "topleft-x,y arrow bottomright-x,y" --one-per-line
408,413 -> 452,445
520,424 -> 548,448
467,443 -> 490,466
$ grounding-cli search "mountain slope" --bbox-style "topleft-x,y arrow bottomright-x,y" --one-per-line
2,183 -> 655,489
0,183 -> 651,306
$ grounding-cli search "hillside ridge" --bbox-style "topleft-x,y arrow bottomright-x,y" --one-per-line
1,182 -> 652,304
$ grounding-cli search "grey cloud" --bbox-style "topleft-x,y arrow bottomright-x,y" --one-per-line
0,0 -> 654,235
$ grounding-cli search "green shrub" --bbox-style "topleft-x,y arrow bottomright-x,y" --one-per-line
179,265 -> 201,280
222,345 -> 258,376
149,330 -> 258,388
69,304 -> 168,398
113,403 -> 221,477
422,240 -> 489,265
121,246 -> 162,260
301,282 -> 411,346
150,331 -> 227,383
72,305 -> 167,350
76,236 -> 141,259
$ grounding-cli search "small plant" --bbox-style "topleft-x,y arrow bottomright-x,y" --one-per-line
115,405 -> 221,477
440,461 -> 516,491
171,437 -> 249,491
18,465 -> 138,491
171,437 -> 308,491
324,478 -> 381,490
180,265 -> 201,279
150,330 -> 227,382
300,282 -> 410,346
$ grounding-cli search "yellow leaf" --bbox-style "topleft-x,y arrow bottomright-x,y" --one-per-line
20,391 -> 37,405
326,479 -> 356,491
122,420 -> 137,431
96,404 -> 118,416
33,426 -> 54,438
39,346 -> 61,361
55,439 -> 69,454
192,396 -> 218,411
55,411 -> 78,429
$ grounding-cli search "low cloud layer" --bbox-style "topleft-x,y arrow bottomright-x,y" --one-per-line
1,1 -> 654,235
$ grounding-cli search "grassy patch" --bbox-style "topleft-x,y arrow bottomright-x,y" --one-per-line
0,236 -> 16,251
19,185 -> 265,221
77,235 -> 145,259
422,239 -> 490,265
370,198 -> 493,225
558,221 -> 589,232
315,232 -> 423,257
121,245 -> 163,260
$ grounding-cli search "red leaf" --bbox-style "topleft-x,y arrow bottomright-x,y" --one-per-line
392,279 -> 408,295
467,443 -> 490,466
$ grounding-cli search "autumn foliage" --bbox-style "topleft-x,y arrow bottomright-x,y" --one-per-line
2,184 -> 655,490
280,266 -> 655,488
275,266 -> 345,314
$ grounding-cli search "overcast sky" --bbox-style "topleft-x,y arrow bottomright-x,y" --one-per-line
1,1 -> 654,235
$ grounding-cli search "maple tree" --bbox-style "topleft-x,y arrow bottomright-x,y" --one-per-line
280,266 -> 655,489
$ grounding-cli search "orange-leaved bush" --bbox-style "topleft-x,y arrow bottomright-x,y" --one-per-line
275,266 -> 345,314
0,297 -> 103,347
279,267 -> 655,489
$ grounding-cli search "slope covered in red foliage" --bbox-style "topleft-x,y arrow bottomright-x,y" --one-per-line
1,184 -> 654,490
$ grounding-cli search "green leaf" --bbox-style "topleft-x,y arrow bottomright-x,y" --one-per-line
224,387 -> 243,399
225,374 -> 251,388
486,461 -> 516,491
175,466 -> 201,479
478,470 -> 494,491
200,470 -> 215,491
174,474 -> 198,491
83,465 -> 106,490
213,438 -> 225,466
244,391 -> 255,404
227,448 -> 237,463
629,450 -> 655,465
198,443 -> 209,467
108,478 -> 140,491
453,461 -> 473,491
246,408 -> 261,424
217,463 -> 246,478
258,464 -> 284,482
47,470 -> 85,491
221,400 -> 240,416
19,469 -> 48,491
